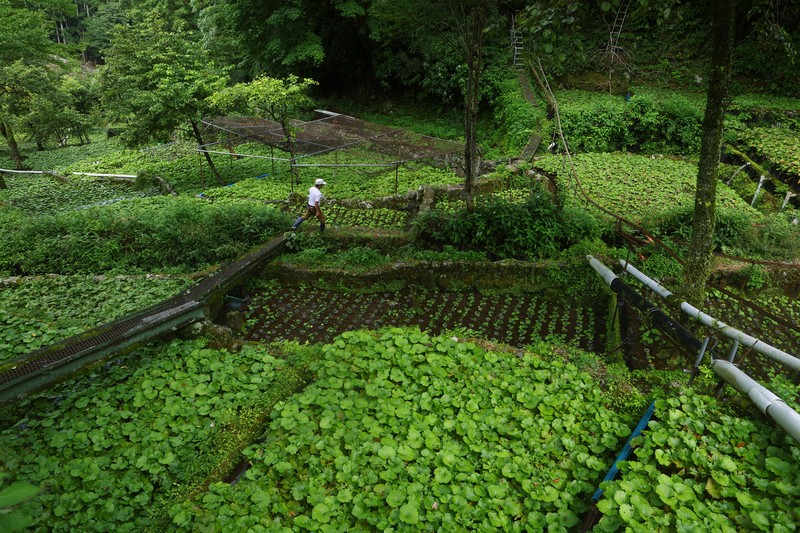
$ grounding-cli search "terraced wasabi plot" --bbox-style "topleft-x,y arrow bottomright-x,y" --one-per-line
169,329 -> 634,532
533,153 -> 754,222
244,287 -> 604,352
0,275 -> 193,363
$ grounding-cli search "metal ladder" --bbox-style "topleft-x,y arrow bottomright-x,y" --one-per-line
511,20 -> 524,68
608,1 -> 631,56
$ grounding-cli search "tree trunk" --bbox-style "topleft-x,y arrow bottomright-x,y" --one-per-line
190,119 -> 223,185
682,0 -> 735,304
462,7 -> 485,213
0,171 -> 6,190
1,121 -> 25,170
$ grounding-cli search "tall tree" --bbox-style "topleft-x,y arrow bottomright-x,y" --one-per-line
0,0 -> 55,172
209,75 -> 317,190
371,0 -> 504,211
99,14 -> 228,183
682,0 -> 736,303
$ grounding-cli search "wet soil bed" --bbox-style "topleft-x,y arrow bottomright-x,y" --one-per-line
244,287 -> 606,353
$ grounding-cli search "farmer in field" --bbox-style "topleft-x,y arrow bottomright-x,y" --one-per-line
292,178 -> 326,232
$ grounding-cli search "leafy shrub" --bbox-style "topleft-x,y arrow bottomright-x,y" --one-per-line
649,205 -> 752,252
555,90 -> 703,154
0,197 -> 291,275
648,205 -> 799,260
413,186 -> 601,260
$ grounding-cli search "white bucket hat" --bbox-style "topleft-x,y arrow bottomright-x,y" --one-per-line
315,179 -> 326,186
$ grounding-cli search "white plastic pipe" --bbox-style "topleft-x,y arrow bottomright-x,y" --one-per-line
751,175 -> 768,207
711,359 -> 800,444
726,162 -> 749,185
0,169 -> 44,174
620,259 -> 800,373
70,172 -> 137,178
588,255 -> 619,286
782,190 -> 797,210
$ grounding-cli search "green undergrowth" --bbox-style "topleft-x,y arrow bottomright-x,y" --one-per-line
553,89 -> 703,155
0,337 -> 313,533
327,99 -> 466,142
548,89 -> 800,157
595,394 -> 800,532
0,275 -> 192,363
0,197 -> 290,276
0,131 -> 124,171
645,204 -> 800,261
280,232 -> 490,273
325,205 -> 409,231
488,75 -> 547,155
736,126 -> 800,182
413,185 -> 603,261
203,159 -> 461,203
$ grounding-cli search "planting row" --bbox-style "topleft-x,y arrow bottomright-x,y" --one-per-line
244,287 -> 605,352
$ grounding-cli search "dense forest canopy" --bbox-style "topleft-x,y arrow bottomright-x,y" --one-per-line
1,0 -> 796,180
4,1 -> 799,96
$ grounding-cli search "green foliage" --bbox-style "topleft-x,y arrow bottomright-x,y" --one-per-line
209,75 -> 317,132
168,328 -> 633,531
409,246 -> 489,263
352,102 -> 464,142
0,475 -> 39,533
414,184 -> 601,261
489,75 -> 547,155
0,174 -> 158,215
325,205 -> 408,230
555,90 -> 703,154
99,14 -> 229,146
595,393 -> 800,531
289,246 -> 392,273
0,338 -> 307,532
0,197 -> 291,275
737,127 -> 800,180
647,204 -> 800,260
0,2 -> 53,63
0,275 -> 192,362
204,158 -> 461,202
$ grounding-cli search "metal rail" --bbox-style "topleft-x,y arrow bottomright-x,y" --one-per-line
0,236 -> 287,403
589,255 -> 800,445
619,259 -> 800,373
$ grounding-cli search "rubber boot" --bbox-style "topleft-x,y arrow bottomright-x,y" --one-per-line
320,221 -> 326,232
292,217 -> 304,230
